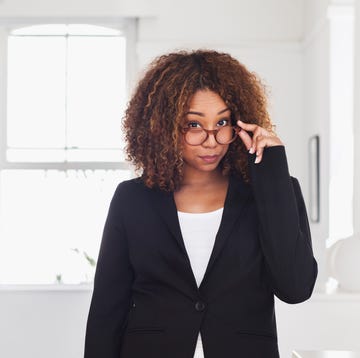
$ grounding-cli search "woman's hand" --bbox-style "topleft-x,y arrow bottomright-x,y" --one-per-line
237,120 -> 284,164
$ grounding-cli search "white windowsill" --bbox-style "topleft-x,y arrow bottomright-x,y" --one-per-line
0,283 -> 94,291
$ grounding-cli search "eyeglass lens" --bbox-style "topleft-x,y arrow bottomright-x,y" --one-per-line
185,126 -> 236,145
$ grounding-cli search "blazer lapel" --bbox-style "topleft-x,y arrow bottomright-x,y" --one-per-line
144,175 -> 253,291
145,185 -> 188,255
144,184 -> 200,291
199,175 -> 252,289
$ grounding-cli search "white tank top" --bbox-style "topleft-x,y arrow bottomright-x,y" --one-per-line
177,207 -> 224,358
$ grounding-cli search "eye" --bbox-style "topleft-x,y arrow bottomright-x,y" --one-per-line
186,121 -> 202,129
217,118 -> 230,127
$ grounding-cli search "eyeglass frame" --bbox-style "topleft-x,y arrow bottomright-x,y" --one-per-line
180,124 -> 241,146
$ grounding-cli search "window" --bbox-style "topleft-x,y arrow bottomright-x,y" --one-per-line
0,23 -> 135,284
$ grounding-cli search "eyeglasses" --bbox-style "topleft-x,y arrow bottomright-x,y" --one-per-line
181,125 -> 241,146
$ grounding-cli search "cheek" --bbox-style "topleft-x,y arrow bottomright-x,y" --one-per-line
221,144 -> 230,156
181,145 -> 196,161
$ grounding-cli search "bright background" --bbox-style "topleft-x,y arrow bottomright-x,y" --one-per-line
0,0 -> 360,357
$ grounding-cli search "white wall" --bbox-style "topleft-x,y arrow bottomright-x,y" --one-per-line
137,0 -> 303,43
0,0 -> 303,40
304,0 -> 330,36
0,0 -> 156,17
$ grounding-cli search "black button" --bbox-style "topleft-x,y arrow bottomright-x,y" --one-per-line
195,301 -> 205,311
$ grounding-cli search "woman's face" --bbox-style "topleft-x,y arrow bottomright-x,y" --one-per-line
181,89 -> 231,174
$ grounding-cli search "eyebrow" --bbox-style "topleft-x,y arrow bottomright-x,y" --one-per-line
185,107 -> 230,117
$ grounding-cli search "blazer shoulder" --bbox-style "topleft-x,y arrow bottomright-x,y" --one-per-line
116,176 -> 143,189
113,177 -> 146,197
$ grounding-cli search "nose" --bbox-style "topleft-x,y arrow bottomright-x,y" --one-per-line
202,131 -> 218,148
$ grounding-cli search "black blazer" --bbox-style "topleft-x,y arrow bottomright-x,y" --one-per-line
84,145 -> 318,358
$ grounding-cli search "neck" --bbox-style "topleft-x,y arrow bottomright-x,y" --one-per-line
180,166 -> 225,187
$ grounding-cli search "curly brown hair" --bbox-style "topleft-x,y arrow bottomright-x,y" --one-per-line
122,49 -> 275,192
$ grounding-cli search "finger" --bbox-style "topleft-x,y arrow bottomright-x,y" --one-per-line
254,153 -> 262,164
254,137 -> 267,164
250,130 -> 263,154
239,120 -> 275,143
237,120 -> 258,132
237,127 -> 253,150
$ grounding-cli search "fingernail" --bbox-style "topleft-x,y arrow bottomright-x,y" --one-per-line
254,156 -> 260,164
249,147 -> 255,154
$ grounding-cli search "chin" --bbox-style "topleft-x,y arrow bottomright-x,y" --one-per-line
197,161 -> 222,172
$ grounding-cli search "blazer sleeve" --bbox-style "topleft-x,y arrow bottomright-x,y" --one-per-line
84,183 -> 134,357
248,145 -> 318,304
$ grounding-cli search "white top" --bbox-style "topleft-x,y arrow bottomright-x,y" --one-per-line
177,207 -> 224,358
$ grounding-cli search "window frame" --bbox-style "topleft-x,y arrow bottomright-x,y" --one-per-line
0,17 -> 137,172
0,18 -> 137,288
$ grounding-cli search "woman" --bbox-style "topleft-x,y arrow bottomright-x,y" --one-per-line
84,49 -> 318,358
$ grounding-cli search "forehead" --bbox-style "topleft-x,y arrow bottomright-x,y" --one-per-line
187,89 -> 228,113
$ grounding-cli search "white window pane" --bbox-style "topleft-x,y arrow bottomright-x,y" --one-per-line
7,37 -> 65,148
0,169 -> 132,284
7,36 -> 66,148
66,36 -> 126,149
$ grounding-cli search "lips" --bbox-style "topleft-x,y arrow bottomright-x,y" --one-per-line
199,155 -> 219,163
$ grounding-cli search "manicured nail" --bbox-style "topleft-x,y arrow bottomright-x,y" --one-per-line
249,147 -> 255,154
254,156 -> 260,164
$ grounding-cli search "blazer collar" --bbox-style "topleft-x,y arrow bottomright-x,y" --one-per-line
144,174 -> 253,291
